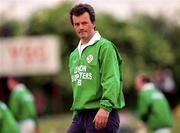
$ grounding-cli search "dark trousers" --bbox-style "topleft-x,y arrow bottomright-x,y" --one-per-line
67,109 -> 120,133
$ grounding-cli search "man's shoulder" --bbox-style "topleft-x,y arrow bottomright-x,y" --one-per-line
98,38 -> 121,56
70,48 -> 78,57
98,37 -> 112,45
0,102 -> 7,110
13,86 -> 30,97
69,48 -> 78,64
97,37 -> 115,50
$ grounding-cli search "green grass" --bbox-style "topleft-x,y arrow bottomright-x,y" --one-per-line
38,113 -> 72,133
38,113 -> 180,133
172,116 -> 180,133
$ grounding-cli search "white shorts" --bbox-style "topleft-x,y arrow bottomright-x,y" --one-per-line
154,128 -> 172,133
19,119 -> 36,133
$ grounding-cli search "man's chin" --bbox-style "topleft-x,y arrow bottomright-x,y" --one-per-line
79,35 -> 87,40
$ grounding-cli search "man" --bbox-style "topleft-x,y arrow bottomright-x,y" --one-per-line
7,77 -> 38,133
134,73 -> 173,133
0,101 -> 19,133
68,3 -> 125,133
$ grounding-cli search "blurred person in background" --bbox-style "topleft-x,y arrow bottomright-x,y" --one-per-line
67,3 -> 125,133
0,100 -> 19,133
7,77 -> 39,133
134,73 -> 173,133
152,69 -> 177,109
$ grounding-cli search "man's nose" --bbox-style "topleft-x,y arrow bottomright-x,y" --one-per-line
79,24 -> 84,29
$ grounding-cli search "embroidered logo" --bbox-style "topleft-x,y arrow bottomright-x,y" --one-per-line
86,54 -> 93,63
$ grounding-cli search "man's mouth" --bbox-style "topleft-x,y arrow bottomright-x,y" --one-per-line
79,30 -> 86,34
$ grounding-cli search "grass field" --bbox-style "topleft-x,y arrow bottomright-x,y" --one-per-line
38,113 -> 72,133
172,116 -> 180,133
38,113 -> 180,133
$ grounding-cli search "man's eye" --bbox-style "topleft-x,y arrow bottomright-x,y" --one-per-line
74,23 -> 79,27
82,22 -> 88,25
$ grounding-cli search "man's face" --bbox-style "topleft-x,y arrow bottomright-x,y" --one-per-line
7,79 -> 14,90
135,76 -> 142,91
72,12 -> 96,43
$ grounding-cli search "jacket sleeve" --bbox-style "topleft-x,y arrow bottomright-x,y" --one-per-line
99,42 -> 121,112
137,92 -> 150,122
9,93 -> 19,120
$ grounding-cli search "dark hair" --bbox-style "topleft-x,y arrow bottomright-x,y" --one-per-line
140,74 -> 151,83
70,3 -> 95,25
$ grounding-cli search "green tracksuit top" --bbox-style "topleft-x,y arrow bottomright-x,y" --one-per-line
69,32 -> 125,112
137,83 -> 173,130
9,84 -> 37,123
0,101 -> 19,133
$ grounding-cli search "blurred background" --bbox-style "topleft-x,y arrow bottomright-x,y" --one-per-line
0,0 -> 180,132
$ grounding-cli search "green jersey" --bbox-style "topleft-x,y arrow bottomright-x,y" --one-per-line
69,32 -> 125,112
0,101 -> 19,133
137,83 -> 173,130
9,84 -> 37,123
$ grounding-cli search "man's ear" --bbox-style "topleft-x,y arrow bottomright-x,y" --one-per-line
93,22 -> 96,30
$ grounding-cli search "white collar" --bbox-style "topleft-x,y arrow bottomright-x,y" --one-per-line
13,84 -> 25,92
77,31 -> 101,56
142,83 -> 155,91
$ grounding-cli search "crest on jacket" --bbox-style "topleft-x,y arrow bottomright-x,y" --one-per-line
86,54 -> 93,63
